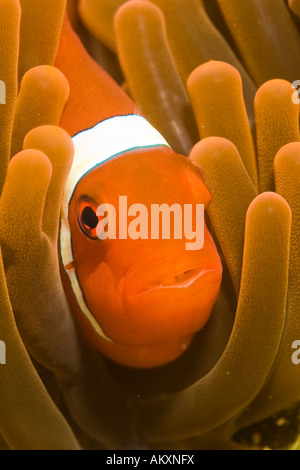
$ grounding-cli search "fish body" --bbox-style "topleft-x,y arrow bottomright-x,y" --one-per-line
55,19 -> 222,368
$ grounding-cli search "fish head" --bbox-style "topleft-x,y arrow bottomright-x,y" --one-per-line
61,145 -> 222,368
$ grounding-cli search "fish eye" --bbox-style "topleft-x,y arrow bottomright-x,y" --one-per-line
78,201 -> 99,239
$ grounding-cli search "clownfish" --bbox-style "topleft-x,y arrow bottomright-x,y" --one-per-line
54,18 -> 222,369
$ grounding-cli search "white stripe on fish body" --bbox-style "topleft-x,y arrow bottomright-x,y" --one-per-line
65,114 -> 170,207
60,114 -> 171,340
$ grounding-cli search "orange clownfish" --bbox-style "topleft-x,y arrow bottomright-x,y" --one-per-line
55,19 -> 222,369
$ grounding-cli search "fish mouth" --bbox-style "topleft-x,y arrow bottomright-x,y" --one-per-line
123,247 -> 222,300
119,249 -> 222,344
131,265 -> 217,297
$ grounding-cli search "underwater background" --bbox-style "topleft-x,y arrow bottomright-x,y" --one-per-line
0,0 -> 299,450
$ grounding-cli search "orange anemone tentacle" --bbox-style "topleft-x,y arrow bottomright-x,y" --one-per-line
146,0 -> 256,127
18,0 -> 67,84
114,0 -> 199,155
0,0 -> 20,194
187,61 -> 258,189
190,137 -> 258,296
255,79 -> 300,193
11,65 -> 70,158
217,0 -> 300,87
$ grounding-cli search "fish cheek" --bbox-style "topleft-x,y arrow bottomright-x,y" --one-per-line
75,258 -> 125,335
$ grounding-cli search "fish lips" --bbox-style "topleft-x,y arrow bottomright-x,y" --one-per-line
117,248 -> 222,345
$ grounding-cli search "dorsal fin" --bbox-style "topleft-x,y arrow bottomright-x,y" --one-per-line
54,16 -> 135,137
